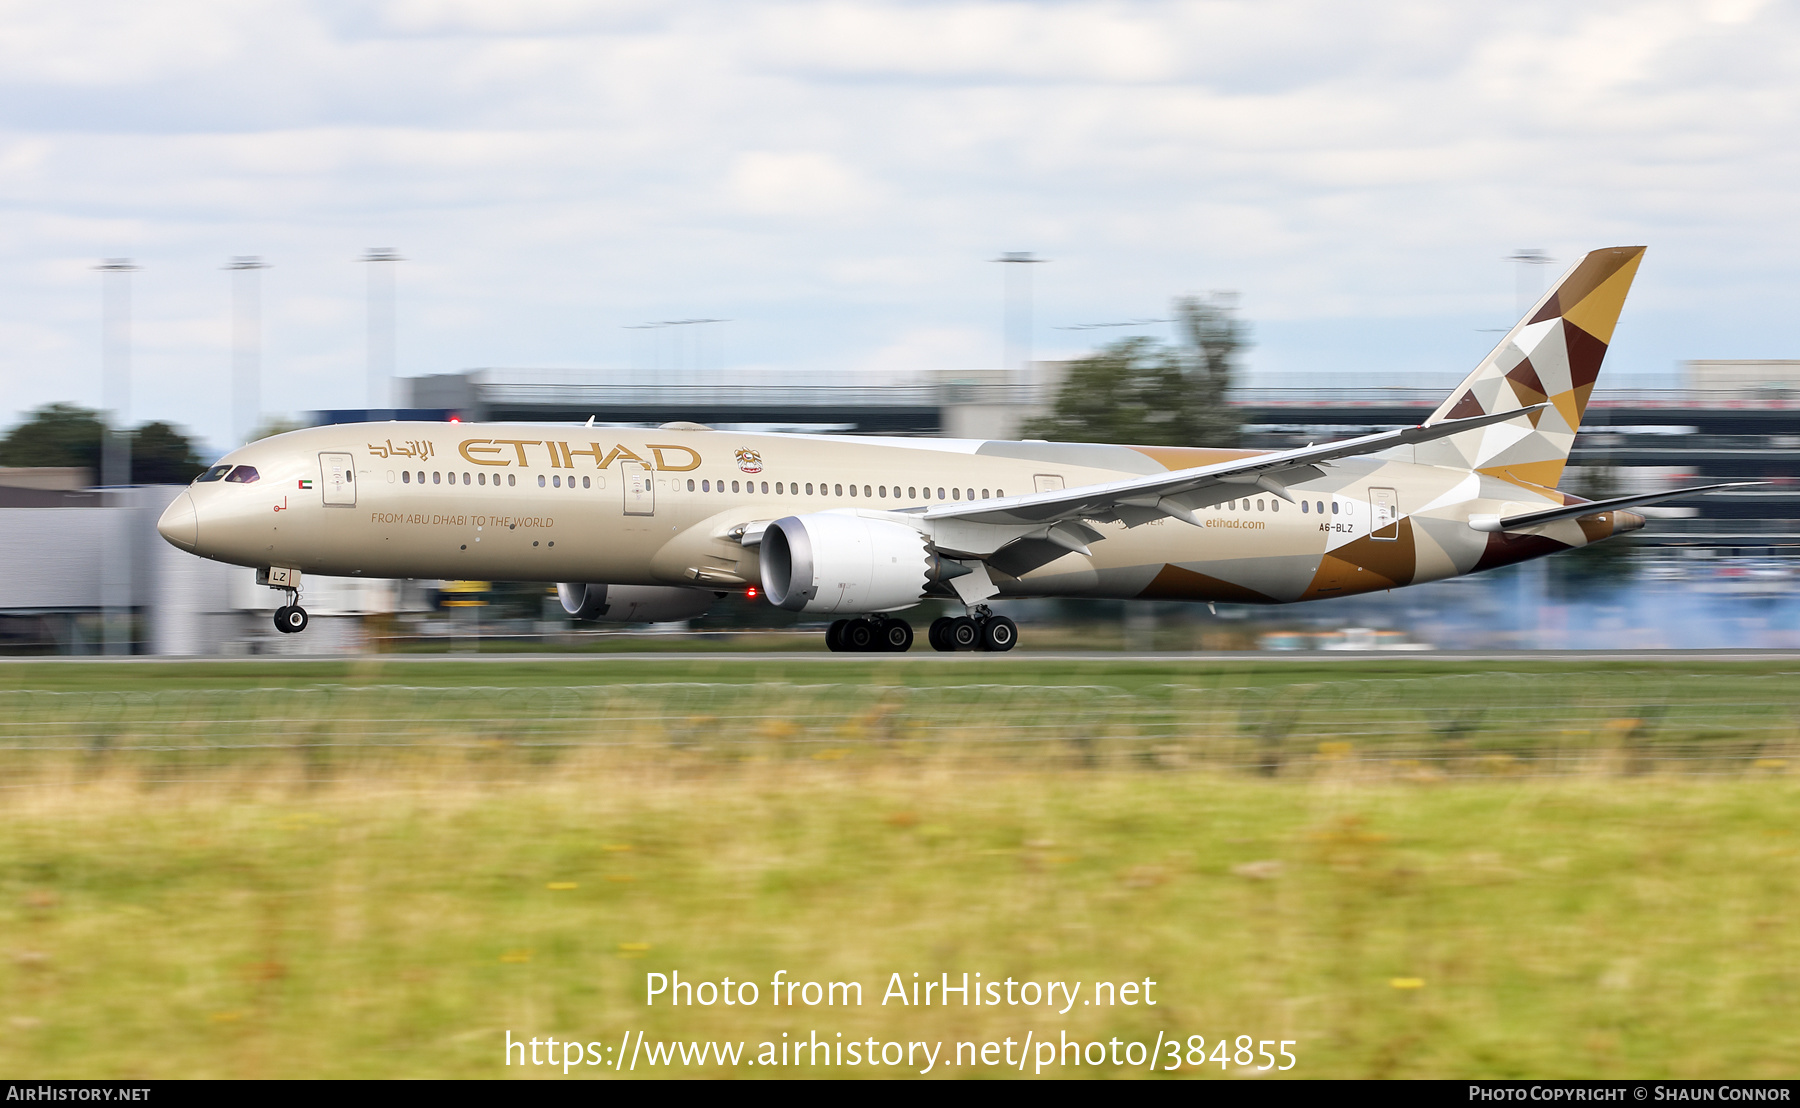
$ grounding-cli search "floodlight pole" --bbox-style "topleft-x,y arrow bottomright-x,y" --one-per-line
227,256 -> 268,445
96,258 -> 138,655
1507,248 -> 1556,647
995,252 -> 1046,401
362,248 -> 402,418
1508,249 -> 1554,317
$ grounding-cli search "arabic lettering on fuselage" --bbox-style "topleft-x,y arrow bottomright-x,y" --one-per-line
368,439 -> 436,461
455,439 -> 702,472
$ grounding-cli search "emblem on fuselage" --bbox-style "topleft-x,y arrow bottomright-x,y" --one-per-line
735,449 -> 763,474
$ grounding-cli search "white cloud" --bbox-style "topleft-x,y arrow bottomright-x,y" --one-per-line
725,151 -> 876,218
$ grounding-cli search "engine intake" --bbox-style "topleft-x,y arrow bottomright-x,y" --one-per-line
556,583 -> 719,623
760,513 -> 931,614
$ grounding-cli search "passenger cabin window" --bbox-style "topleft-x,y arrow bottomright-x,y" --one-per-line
835,484 -> 843,496
538,475 -> 546,487
909,487 -> 917,499
1331,502 -> 1339,514
225,466 -> 260,484
507,473 -> 516,487
402,470 -> 411,483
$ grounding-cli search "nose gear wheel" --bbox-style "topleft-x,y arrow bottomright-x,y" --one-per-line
274,605 -> 309,634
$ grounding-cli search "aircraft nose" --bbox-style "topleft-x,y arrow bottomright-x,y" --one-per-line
158,490 -> 198,552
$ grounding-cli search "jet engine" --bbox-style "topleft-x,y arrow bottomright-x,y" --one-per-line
760,513 -> 931,614
556,583 -> 720,623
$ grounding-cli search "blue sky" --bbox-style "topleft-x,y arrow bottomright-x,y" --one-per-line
2,0 -> 1796,452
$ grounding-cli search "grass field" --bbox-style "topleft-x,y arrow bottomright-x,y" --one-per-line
0,657 -> 1796,1078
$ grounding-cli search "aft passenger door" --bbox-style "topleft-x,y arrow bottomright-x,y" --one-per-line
1369,487 -> 1399,540
622,461 -> 655,516
319,452 -> 356,506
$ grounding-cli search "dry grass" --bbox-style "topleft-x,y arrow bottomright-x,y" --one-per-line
1,748 -> 1796,1078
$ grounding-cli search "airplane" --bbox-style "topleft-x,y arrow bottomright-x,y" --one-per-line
157,245 -> 1748,652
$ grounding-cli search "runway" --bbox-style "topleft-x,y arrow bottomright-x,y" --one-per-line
7,649 -> 1800,664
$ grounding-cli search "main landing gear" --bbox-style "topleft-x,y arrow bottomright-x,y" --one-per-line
928,606 -> 1017,653
273,589 -> 309,634
824,607 -> 1018,653
825,617 -> 915,653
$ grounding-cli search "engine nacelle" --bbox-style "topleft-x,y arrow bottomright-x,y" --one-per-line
556,583 -> 719,623
760,512 -> 930,614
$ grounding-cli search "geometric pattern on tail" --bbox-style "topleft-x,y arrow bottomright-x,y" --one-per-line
1410,246 -> 1646,492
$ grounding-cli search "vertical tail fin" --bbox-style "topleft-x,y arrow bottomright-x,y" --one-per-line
1415,246 -> 1646,490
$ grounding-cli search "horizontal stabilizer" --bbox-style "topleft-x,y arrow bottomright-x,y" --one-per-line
1469,482 -> 1762,533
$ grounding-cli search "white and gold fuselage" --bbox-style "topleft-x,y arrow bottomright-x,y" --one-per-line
157,420 -> 1635,607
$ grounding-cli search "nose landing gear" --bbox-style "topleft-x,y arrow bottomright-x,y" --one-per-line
929,606 -> 1016,652
273,589 -> 309,634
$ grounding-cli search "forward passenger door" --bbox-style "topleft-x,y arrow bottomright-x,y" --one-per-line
320,453 -> 356,507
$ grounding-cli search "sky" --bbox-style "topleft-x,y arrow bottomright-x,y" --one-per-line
2,0 -> 1797,454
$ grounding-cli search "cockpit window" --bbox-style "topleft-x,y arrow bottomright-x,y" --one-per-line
224,465 -> 261,484
194,464 -> 232,483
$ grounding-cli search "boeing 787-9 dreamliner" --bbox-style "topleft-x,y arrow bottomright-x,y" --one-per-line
157,246 -> 1743,651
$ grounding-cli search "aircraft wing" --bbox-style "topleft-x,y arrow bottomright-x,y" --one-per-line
920,405 -> 1546,548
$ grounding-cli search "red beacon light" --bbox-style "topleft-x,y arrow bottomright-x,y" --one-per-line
746,586 -> 759,600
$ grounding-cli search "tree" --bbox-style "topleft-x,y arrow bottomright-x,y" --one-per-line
0,403 -> 105,472
0,403 -> 205,484
130,421 -> 206,484
1023,293 -> 1247,447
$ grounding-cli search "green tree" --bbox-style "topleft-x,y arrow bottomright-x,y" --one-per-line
130,421 -> 206,483
1023,293 -> 1246,447
0,403 -> 205,484
0,403 -> 105,472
